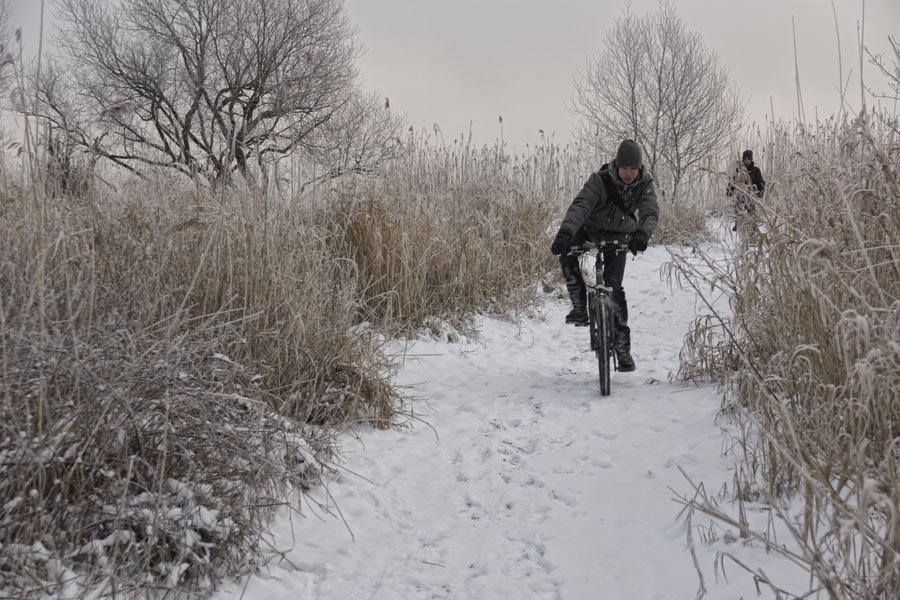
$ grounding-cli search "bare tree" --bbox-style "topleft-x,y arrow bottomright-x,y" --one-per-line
299,89 -> 405,191
32,0 -> 367,184
572,2 -> 744,200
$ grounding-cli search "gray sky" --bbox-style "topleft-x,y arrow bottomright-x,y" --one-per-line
8,0 -> 900,150
341,0 -> 900,149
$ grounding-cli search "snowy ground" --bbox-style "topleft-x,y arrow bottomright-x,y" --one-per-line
213,238 -> 812,599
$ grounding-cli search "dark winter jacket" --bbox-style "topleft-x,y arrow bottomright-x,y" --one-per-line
558,160 -> 659,244
726,162 -> 765,198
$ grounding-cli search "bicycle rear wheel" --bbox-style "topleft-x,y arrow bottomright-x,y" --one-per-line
594,296 -> 612,395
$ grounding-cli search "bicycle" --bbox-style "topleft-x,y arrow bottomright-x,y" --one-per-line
567,240 -> 628,396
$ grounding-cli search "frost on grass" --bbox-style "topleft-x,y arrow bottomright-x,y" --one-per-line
670,113 -> 900,598
0,327 -> 330,598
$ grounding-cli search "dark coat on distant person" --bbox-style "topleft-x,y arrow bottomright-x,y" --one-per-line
726,161 -> 765,203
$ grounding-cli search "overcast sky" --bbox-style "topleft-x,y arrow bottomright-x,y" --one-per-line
7,0 -> 900,150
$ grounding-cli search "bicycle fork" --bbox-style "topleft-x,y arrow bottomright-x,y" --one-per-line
588,287 -> 619,371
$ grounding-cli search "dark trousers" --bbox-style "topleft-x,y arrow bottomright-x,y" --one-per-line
559,231 -> 631,351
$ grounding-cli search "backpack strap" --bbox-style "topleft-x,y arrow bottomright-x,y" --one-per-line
599,164 -> 637,222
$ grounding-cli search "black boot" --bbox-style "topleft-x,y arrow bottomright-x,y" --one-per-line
565,304 -> 589,326
617,351 -> 636,372
560,254 -> 587,323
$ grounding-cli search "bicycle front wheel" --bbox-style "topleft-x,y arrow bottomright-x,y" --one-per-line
594,296 -> 612,395
587,291 -> 599,351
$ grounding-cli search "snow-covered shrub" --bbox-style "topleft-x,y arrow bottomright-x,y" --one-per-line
322,132 -> 577,335
671,111 -> 900,597
0,176 -> 395,597
0,322 -> 326,597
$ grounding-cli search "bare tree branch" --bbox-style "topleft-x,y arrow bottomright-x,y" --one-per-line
866,36 -> 900,101
0,0 -> 11,87
31,0 -> 376,185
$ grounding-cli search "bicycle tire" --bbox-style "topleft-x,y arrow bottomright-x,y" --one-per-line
595,296 -> 612,395
587,291 -> 599,351
606,297 -> 618,372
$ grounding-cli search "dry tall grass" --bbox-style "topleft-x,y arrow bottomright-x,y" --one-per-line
0,124 -> 582,596
0,175 -> 396,596
670,111 -> 900,598
325,131 -> 578,332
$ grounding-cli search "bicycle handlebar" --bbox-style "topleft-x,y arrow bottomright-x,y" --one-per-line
566,239 -> 629,256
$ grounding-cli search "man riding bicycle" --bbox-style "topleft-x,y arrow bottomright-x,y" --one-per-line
550,139 -> 659,372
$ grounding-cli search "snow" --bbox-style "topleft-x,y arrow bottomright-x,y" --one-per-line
212,240 -> 813,599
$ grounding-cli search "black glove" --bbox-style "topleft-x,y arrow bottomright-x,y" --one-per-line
628,231 -> 649,256
550,230 -> 572,255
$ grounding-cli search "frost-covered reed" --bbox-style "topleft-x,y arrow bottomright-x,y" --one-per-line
0,122 -> 582,596
672,110 -> 900,598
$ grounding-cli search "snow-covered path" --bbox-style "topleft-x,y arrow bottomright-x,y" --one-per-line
213,244 -> 808,599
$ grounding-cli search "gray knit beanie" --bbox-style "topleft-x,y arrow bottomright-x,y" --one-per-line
616,139 -> 642,168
